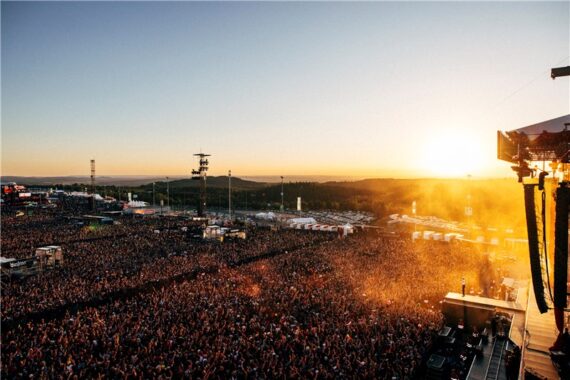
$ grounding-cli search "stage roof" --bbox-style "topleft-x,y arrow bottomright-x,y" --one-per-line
498,114 -> 570,164
511,114 -> 570,141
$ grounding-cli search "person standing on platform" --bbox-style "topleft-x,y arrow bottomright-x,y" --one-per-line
461,277 -> 466,297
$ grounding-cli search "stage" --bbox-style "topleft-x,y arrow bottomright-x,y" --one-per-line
443,284 -> 559,379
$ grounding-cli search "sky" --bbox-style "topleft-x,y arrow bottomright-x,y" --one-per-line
1,1 -> 569,179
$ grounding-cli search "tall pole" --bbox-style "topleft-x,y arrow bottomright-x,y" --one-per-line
90,159 -> 96,211
202,176 -> 207,216
280,176 -> 284,212
166,177 -> 170,210
228,170 -> 232,220
152,182 -> 156,208
90,159 -> 95,193
192,153 -> 210,217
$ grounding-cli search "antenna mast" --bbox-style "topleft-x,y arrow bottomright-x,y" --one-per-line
90,159 -> 96,210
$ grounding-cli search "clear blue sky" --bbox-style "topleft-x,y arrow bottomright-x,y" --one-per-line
2,1 -> 568,177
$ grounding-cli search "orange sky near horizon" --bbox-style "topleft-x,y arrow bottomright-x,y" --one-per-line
2,2 -> 568,179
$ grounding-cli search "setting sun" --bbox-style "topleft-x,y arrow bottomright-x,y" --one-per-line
2,2 -> 568,379
420,133 -> 486,177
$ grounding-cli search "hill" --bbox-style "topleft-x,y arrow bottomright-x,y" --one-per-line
3,175 -> 526,230
164,176 -> 266,191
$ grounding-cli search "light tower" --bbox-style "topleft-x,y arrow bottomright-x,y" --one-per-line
192,153 -> 211,217
90,159 -> 96,211
280,176 -> 284,212
166,177 -> 170,210
90,159 -> 96,192
228,170 -> 232,220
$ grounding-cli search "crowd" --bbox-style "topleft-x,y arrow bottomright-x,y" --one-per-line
1,216 -> 330,321
1,214 -> 128,258
2,214 -> 502,379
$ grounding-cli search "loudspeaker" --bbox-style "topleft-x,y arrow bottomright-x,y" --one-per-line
524,184 -> 549,313
554,185 -> 569,309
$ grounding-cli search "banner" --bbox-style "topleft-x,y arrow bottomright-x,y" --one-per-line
1,258 -> 38,270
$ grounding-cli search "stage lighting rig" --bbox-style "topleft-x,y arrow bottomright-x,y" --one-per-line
192,152 -> 211,217
551,65 -> 570,79
497,115 -> 570,181
498,113 -> 570,356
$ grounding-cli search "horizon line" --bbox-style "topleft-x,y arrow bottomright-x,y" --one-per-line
1,174 -> 515,181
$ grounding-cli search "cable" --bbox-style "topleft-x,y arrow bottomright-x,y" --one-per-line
491,55 -> 570,110
478,55 -> 570,124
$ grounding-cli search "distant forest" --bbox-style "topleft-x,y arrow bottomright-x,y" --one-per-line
47,177 -> 525,230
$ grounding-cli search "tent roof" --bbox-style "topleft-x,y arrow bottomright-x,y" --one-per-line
288,217 -> 317,224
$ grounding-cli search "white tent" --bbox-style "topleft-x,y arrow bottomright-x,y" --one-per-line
68,192 -> 105,201
256,212 -> 276,220
127,200 -> 149,208
341,224 -> 354,237
287,217 -> 317,225
0,257 -> 16,264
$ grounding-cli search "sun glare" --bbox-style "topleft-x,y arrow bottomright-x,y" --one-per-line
420,133 -> 484,177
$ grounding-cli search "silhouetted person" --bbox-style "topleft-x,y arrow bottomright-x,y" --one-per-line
461,277 -> 466,297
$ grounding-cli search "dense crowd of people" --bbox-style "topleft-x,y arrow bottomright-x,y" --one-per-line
2,214 -> 502,378
1,216 -> 330,321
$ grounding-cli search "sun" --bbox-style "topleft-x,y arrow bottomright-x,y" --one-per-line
420,133 -> 484,177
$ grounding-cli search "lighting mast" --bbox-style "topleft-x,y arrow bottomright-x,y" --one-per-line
192,153 -> 211,217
